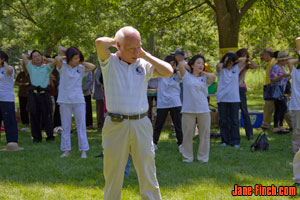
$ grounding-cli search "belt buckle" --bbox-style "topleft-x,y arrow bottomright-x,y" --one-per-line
110,113 -> 124,122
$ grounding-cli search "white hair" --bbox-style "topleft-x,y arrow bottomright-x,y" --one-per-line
114,26 -> 140,45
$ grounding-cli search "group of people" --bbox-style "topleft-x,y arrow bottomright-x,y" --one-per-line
1,26 -> 300,199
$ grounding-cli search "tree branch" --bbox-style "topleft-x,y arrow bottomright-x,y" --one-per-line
205,0 -> 216,12
4,1 -> 37,26
19,0 -> 37,25
163,2 -> 207,22
240,0 -> 258,17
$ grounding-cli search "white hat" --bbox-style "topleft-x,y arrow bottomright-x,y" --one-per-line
277,51 -> 292,61
1,142 -> 24,151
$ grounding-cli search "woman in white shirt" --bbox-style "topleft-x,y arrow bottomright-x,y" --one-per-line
178,54 -> 216,163
289,59 -> 300,153
216,52 -> 245,147
153,55 -> 183,152
0,50 -> 23,150
55,46 -> 96,158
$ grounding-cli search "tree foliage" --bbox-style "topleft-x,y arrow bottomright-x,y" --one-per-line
1,0 -> 300,66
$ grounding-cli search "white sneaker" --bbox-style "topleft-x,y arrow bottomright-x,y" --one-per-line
153,144 -> 158,151
178,144 -> 182,153
81,152 -> 87,159
60,153 -> 69,158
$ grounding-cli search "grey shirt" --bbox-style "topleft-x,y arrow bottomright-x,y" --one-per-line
93,66 -> 104,100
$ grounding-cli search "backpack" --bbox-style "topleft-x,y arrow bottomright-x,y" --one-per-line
250,132 -> 269,152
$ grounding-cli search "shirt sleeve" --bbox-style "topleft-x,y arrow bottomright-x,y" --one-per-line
83,71 -> 92,90
182,70 -> 189,81
291,66 -> 296,78
99,54 -> 111,69
46,63 -> 54,73
269,65 -> 277,80
26,62 -> 32,75
145,62 -> 154,81
81,65 -> 86,78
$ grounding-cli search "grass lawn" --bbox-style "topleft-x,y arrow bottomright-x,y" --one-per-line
0,89 -> 298,199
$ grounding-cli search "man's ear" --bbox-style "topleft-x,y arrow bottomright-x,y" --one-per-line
116,42 -> 121,51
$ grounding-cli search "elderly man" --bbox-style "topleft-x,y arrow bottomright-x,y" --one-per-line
95,26 -> 173,200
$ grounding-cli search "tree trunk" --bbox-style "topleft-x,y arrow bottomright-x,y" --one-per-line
43,45 -> 55,57
213,0 -> 257,58
146,33 -> 155,56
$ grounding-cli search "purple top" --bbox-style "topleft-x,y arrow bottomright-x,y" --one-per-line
269,64 -> 289,90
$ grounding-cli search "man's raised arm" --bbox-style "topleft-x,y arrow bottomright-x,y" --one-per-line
95,37 -> 116,62
140,49 -> 173,78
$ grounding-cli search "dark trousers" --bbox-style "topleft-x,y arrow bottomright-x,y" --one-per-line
84,95 -> 93,127
153,106 -> 183,145
53,95 -> 61,128
18,96 -> 29,125
274,97 -> 287,127
0,102 -> 18,143
96,99 -> 104,129
239,87 -> 253,139
30,94 -> 53,141
218,102 -> 240,145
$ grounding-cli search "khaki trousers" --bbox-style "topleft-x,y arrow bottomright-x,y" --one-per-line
292,110 -> 300,154
293,149 -> 300,183
102,116 -> 161,200
182,112 -> 211,163
261,100 -> 292,129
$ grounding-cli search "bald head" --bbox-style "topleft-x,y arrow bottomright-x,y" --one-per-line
115,26 -> 141,46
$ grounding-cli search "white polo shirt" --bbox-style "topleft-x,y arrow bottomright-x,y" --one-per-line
57,60 -> 86,104
181,72 -> 210,114
100,53 -> 153,115
216,64 -> 241,103
290,67 -> 300,110
157,74 -> 181,109
0,66 -> 15,102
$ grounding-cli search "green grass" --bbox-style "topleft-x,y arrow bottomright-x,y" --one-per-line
0,84 -> 298,199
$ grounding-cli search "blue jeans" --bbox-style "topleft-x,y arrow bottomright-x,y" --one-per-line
218,102 -> 240,145
0,101 -> 18,143
239,87 -> 253,139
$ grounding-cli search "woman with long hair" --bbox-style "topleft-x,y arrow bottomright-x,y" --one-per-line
236,48 -> 258,140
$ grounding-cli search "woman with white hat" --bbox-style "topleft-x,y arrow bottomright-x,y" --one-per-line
270,51 -> 292,133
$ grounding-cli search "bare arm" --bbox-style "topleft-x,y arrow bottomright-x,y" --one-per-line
216,63 -> 222,73
95,37 -> 115,62
178,60 -> 187,77
22,53 -> 29,66
141,51 -> 173,78
58,46 -> 67,56
4,62 -> 13,77
247,58 -> 259,69
202,72 -> 216,85
55,56 -> 65,69
271,74 -> 290,83
82,62 -> 96,72
43,56 -> 55,68
288,59 -> 299,72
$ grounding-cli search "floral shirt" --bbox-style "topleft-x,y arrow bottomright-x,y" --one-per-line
269,64 -> 289,90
